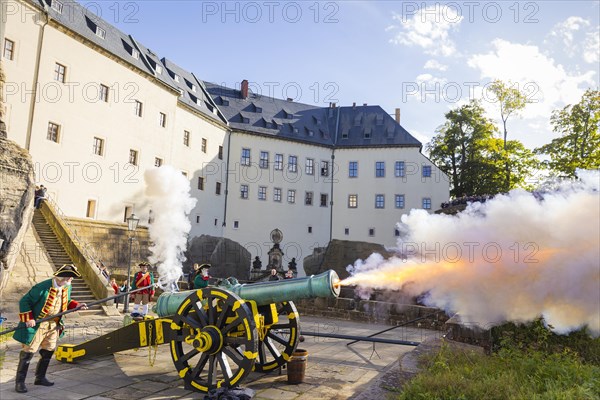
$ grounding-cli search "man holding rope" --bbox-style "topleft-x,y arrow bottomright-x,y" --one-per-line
13,264 -> 88,393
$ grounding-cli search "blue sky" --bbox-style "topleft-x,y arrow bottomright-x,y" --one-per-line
98,1 -> 600,151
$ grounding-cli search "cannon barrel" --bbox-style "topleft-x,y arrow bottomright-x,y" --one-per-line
155,269 -> 340,317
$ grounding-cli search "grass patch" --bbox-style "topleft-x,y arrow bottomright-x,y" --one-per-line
392,320 -> 600,400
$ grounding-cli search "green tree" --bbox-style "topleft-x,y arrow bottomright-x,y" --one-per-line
488,80 -> 529,191
428,101 -> 537,198
536,89 -> 600,177
427,101 -> 498,197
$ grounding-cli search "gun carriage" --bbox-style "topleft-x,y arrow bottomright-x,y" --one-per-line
55,270 -> 340,393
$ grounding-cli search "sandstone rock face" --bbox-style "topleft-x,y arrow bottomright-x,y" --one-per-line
0,137 -> 35,290
185,235 -> 251,280
304,239 -> 395,279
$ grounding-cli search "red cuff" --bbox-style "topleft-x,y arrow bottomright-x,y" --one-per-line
202,276 -> 210,281
67,300 -> 79,310
19,311 -> 34,322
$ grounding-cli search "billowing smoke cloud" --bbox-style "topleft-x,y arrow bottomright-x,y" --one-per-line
144,166 -> 197,289
344,170 -> 600,335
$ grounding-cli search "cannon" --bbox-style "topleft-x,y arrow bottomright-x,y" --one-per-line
55,270 -> 340,393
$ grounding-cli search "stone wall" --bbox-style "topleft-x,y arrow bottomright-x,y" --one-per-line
0,137 -> 35,292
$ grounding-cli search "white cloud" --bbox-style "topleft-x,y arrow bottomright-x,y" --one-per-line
547,16 -> 599,63
584,29 -> 600,64
467,39 -> 597,120
389,5 -> 463,57
424,59 -> 448,71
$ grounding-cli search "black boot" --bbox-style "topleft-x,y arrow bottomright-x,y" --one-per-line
34,349 -> 54,386
15,351 -> 34,393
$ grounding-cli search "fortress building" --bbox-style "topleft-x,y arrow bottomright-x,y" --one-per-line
2,0 -> 449,268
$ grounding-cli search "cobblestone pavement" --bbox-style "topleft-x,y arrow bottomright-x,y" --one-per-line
0,312 -> 442,399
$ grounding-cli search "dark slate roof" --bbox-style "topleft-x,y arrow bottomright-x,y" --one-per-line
31,0 -> 225,124
204,82 -> 422,148
161,59 -> 227,123
28,0 -> 421,147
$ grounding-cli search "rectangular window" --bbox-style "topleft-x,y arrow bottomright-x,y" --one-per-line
241,148 -> 251,166
240,184 -> 249,199
201,138 -> 207,153
131,48 -> 139,59
369,228 -> 375,236
86,200 -> 97,218
288,155 -> 297,172
349,161 -> 358,178
320,193 -> 328,207
375,161 -> 385,177
198,177 -> 205,190
233,221 -> 239,229
305,191 -> 313,206
183,130 -> 190,146
395,228 -> 401,237
47,122 -> 60,142
423,198 -> 432,209
321,161 -> 329,177
92,137 -> 104,156
216,182 -> 221,195
218,146 -> 223,160
134,100 -> 143,117
344,228 -> 350,235
95,26 -> 106,39
395,194 -> 405,209
258,186 -> 267,200
348,194 -> 358,208
274,154 -> 283,170
159,112 -> 166,127
3,38 -> 14,60
154,157 -> 163,167
305,158 -> 314,175
287,189 -> 296,204
99,84 -> 109,102
259,151 -> 269,169
129,149 -> 138,166
395,161 -> 405,177
375,194 -> 385,209
51,0 -> 63,13
123,206 -> 133,223
308,226 -> 313,233
54,63 -> 66,83
273,188 -> 282,202
423,165 -> 432,177
196,215 -> 200,223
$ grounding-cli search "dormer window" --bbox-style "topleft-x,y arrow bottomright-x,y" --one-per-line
178,88 -> 184,96
95,26 -> 106,39
354,115 -> 362,126
191,84 -> 197,92
293,127 -> 299,134
174,74 -> 180,82
364,129 -> 372,139
376,114 -> 384,125
131,48 -> 139,59
51,0 -> 63,13
222,98 -> 229,106
306,128 -> 314,137
253,104 -> 262,113
156,65 -> 163,74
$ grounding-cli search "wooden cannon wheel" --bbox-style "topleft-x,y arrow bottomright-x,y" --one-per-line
252,301 -> 301,372
170,288 -> 258,393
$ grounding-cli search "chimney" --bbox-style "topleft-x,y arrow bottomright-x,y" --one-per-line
332,103 -> 336,108
287,97 -> 293,102
395,108 -> 401,124
241,79 -> 249,99
363,103 -> 367,106
352,102 -> 356,108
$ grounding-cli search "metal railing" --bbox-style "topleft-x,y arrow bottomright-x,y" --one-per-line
41,195 -> 108,285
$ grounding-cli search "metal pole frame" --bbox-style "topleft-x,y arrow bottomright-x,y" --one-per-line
123,236 -> 133,313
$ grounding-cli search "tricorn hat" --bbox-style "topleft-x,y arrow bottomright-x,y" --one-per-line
54,264 -> 81,278
138,261 -> 151,268
199,263 -> 211,271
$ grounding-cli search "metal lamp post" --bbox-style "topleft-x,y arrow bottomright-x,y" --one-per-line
123,213 -> 139,313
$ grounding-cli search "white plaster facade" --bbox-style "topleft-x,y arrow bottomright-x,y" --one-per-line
2,0 -> 449,272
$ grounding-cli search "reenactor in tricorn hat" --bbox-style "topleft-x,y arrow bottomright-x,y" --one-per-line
194,264 -> 211,289
13,264 -> 88,393
131,261 -> 155,318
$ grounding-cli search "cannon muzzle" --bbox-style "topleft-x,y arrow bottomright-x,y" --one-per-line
155,270 -> 340,317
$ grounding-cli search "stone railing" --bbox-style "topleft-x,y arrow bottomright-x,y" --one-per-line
39,198 -> 110,299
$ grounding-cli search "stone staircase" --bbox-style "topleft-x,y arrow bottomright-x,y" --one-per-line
32,209 -> 104,315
